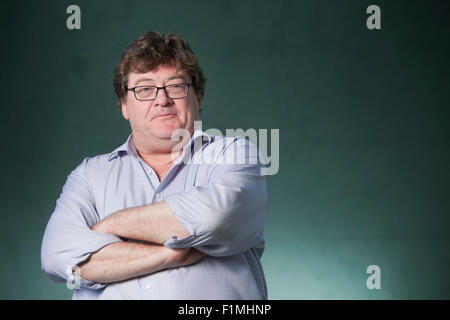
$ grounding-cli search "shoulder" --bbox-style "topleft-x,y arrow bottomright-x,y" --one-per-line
69,152 -> 117,182
77,152 -> 114,170
202,135 -> 262,165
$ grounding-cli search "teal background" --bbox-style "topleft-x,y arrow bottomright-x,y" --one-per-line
1,0 -> 449,299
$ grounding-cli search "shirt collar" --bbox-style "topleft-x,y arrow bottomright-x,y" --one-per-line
107,129 -> 211,161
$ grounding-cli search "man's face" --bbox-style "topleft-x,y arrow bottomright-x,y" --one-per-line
121,63 -> 202,143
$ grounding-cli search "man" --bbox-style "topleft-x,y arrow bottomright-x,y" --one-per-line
41,30 -> 268,299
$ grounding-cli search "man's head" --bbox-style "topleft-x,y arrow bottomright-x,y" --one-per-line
113,31 -> 206,147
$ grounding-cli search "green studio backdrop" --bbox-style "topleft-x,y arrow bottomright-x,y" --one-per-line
1,0 -> 449,299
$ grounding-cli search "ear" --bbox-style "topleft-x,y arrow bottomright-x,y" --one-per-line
121,100 -> 129,120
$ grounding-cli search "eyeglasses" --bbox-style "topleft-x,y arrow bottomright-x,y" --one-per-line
127,83 -> 191,101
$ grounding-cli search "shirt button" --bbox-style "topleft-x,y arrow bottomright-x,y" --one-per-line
145,283 -> 151,290
156,193 -> 162,200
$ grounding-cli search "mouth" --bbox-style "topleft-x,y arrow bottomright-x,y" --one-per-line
153,114 -> 176,120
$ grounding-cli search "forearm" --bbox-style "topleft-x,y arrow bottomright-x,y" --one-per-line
93,201 -> 190,244
78,241 -> 170,284
78,240 -> 204,284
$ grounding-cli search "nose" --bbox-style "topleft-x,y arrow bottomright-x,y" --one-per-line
154,87 -> 172,107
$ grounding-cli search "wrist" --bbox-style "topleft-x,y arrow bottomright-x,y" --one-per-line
162,247 -> 176,269
162,247 -> 185,269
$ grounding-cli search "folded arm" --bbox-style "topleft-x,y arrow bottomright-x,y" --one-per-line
41,158 -> 202,289
94,137 -> 268,257
77,241 -> 203,284
41,159 -> 123,289
91,201 -> 190,245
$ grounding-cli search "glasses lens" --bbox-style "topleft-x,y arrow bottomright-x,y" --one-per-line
166,84 -> 188,98
135,86 -> 157,100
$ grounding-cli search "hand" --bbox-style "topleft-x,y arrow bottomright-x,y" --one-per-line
164,247 -> 205,269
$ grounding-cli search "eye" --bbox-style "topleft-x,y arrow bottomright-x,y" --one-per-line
137,86 -> 154,92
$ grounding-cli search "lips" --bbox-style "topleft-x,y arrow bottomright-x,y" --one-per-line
153,114 -> 176,120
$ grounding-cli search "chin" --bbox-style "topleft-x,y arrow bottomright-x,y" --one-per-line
151,127 -> 182,140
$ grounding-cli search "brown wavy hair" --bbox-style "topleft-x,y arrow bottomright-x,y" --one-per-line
113,30 -> 206,111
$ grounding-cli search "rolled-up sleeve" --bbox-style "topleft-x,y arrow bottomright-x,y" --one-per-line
40,158 -> 122,289
164,137 -> 268,257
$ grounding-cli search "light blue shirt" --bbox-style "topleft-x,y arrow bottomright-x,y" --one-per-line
41,129 -> 268,299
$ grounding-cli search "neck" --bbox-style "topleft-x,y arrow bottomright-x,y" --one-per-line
131,131 -> 192,168
138,147 -> 182,168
